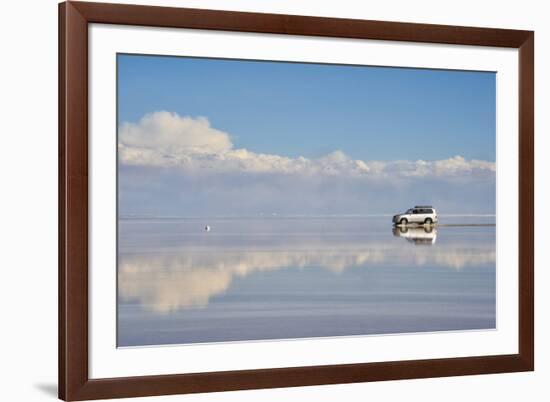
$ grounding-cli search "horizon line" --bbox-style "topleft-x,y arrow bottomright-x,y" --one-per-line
119,213 -> 497,220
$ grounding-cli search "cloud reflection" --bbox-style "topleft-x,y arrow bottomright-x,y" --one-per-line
118,243 -> 495,313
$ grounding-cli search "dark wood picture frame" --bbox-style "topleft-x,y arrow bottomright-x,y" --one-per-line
59,1 -> 534,400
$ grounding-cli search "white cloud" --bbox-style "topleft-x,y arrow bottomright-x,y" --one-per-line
118,111 -> 232,167
118,112 -> 495,178
120,111 -> 232,153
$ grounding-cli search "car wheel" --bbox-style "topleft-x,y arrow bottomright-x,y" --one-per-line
399,218 -> 408,225
424,218 -> 433,225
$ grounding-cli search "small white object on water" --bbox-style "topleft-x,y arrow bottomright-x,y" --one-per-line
204,225 -> 211,232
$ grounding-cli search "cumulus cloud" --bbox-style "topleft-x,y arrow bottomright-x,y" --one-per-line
118,112 -> 495,178
120,111 -> 232,154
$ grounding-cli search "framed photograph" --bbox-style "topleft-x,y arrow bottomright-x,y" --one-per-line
59,1 -> 534,400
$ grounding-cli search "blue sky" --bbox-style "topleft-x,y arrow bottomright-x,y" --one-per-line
118,54 -> 496,162
117,54 -> 496,216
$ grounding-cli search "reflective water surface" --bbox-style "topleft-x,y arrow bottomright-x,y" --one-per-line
117,217 -> 496,347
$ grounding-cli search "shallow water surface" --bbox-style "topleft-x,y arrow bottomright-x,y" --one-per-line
117,216 -> 496,347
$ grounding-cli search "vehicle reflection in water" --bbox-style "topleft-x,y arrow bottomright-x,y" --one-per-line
393,225 -> 437,245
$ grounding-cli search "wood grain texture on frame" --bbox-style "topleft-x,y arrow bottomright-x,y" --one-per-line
58,1 -> 534,400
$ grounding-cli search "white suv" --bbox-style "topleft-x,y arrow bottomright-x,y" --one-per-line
392,206 -> 438,226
